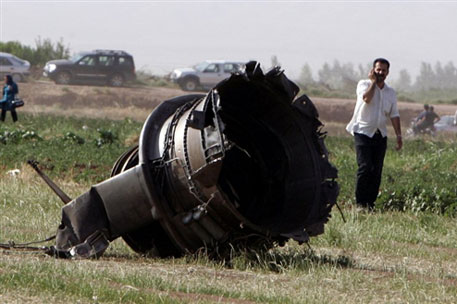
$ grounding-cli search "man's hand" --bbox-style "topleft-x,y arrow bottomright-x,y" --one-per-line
395,136 -> 403,151
369,68 -> 386,84
391,117 -> 402,150
368,68 -> 377,83
363,69 -> 378,103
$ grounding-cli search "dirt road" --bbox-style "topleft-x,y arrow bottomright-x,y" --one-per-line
17,81 -> 457,134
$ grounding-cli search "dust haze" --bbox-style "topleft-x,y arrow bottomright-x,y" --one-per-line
2,1 -> 457,80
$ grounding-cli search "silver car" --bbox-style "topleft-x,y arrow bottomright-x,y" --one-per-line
0,52 -> 31,82
434,115 -> 457,133
170,60 -> 245,91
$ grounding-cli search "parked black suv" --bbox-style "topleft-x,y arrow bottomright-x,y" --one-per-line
43,50 -> 136,86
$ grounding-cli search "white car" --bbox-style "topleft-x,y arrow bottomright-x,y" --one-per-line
434,115 -> 457,133
0,52 -> 30,82
170,60 -> 245,91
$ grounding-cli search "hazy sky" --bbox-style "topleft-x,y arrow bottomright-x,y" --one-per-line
1,0 -> 457,81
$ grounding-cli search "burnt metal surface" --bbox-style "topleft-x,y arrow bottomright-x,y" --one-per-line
53,62 -> 339,259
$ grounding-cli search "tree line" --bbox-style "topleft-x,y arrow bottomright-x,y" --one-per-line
2,39 -> 456,102
0,38 -> 70,66
296,60 -> 457,94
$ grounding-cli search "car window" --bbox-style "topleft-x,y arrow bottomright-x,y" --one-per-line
224,63 -> 244,73
204,64 -> 219,73
194,62 -> 209,72
71,53 -> 87,63
10,56 -> 26,66
98,56 -> 115,66
223,63 -> 240,73
118,56 -> 133,67
0,57 -> 13,66
78,56 -> 97,66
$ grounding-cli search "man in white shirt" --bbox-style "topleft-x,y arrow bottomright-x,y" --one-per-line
346,58 -> 402,210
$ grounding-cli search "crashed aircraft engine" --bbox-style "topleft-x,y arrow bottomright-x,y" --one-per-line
54,62 -> 339,258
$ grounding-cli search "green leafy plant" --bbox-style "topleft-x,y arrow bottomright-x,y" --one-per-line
63,132 -> 85,145
95,128 -> 118,147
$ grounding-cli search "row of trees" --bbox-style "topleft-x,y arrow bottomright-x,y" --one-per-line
298,61 -> 370,93
295,60 -> 457,93
414,62 -> 457,91
0,38 -> 70,66
2,40 -> 456,97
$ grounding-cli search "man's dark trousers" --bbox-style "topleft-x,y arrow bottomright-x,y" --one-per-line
354,131 -> 387,209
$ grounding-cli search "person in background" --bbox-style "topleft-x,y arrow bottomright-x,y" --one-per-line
415,104 -> 439,133
346,58 -> 402,210
0,75 -> 19,122
415,104 -> 429,125
428,106 -> 440,131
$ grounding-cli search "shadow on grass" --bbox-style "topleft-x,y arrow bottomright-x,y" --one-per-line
103,239 -> 356,273
225,247 -> 355,273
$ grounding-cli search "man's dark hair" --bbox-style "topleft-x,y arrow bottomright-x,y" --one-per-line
424,104 -> 429,110
373,58 -> 390,69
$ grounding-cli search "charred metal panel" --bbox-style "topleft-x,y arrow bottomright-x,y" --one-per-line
54,62 -> 339,258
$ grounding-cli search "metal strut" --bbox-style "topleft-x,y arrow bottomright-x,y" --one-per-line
27,160 -> 72,204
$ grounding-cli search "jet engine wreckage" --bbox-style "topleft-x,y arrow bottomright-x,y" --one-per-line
29,62 -> 339,259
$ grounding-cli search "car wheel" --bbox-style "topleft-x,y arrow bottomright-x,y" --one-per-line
181,78 -> 198,91
55,72 -> 72,85
109,74 -> 124,87
12,74 -> 23,83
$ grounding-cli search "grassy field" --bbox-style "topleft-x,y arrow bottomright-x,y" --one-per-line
1,113 -> 457,303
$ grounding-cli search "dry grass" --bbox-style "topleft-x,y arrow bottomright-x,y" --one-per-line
2,174 -> 457,303
21,105 -> 151,122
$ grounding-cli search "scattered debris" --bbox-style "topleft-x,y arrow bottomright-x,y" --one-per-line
6,169 -> 20,177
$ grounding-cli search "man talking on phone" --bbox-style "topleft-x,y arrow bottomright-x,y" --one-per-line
346,58 -> 402,210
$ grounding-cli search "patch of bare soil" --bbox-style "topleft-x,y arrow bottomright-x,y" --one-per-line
17,81 -> 457,128
18,81 -> 190,121
20,81 -> 186,109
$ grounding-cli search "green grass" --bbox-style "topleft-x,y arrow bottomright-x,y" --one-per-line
398,88 -> 457,104
299,85 -> 356,100
0,114 -> 142,182
1,113 -> 457,303
132,71 -> 178,89
326,136 -> 457,215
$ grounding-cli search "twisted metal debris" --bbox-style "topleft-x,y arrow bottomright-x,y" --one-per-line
39,62 -> 339,258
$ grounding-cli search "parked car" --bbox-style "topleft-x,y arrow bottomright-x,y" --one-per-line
43,50 -> 136,86
0,52 -> 30,82
434,115 -> 457,133
170,60 -> 245,91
